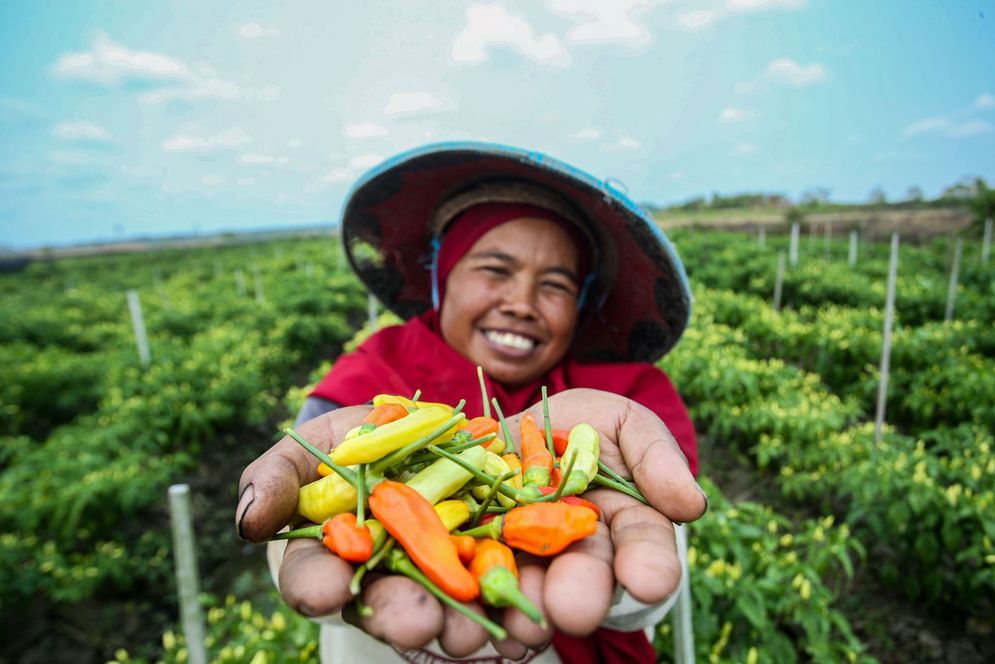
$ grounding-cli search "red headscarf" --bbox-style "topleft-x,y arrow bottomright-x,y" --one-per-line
310,205 -> 698,663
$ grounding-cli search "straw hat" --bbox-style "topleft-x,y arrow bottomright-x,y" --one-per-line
341,141 -> 691,362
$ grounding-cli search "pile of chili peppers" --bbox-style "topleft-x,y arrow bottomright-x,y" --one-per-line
273,372 -> 647,640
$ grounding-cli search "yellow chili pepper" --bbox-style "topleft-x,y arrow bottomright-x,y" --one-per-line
297,471 -> 358,523
332,406 -> 457,465
373,394 -> 454,413
472,452 -> 518,508
317,426 -> 364,477
434,500 -> 471,531
559,423 -> 600,496
502,453 -> 524,490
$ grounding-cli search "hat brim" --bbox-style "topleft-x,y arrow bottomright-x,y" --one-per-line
341,141 -> 692,363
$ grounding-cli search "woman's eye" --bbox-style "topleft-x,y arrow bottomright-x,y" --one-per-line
481,265 -> 509,276
543,280 -> 574,294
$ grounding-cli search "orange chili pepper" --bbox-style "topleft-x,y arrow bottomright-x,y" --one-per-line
321,513 -> 374,563
460,502 -> 598,557
552,429 -> 571,456
469,539 -> 545,626
451,534 -> 477,566
368,480 -> 479,602
464,416 -> 500,439
520,414 -> 553,488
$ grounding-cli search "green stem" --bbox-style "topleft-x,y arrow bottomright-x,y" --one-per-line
356,465 -> 367,525
591,474 -> 649,505
404,433 -> 495,468
457,516 -> 504,540
284,428 -> 358,489
477,366 -> 491,418
269,524 -> 322,541
386,550 -> 508,642
550,452 -> 577,502
353,595 -> 374,618
427,445 -> 541,504
368,404 -> 467,475
411,389 -> 422,403
350,535 -> 394,595
597,459 -> 632,487
541,386 -> 556,459
491,398 -> 515,455
471,471 -> 514,528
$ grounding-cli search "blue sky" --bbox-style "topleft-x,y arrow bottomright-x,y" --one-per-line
1,1 -> 993,249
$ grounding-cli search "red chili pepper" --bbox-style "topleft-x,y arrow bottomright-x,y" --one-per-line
321,513 -> 374,563
368,480 -> 479,602
552,429 -> 571,456
520,414 -> 553,488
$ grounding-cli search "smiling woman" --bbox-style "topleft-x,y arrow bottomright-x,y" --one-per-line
238,141 -> 704,664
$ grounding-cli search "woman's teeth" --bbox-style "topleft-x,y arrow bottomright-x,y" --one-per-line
485,330 -> 536,351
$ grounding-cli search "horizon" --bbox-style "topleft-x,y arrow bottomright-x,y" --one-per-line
1,1 -> 993,250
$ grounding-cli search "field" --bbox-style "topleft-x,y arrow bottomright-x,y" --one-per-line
1,226 -> 993,663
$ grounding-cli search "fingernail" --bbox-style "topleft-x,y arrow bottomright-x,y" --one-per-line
235,484 -> 254,540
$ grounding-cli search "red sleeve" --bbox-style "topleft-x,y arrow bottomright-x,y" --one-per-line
628,367 -> 699,477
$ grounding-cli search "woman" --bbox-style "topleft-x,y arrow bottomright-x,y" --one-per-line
236,142 -> 706,663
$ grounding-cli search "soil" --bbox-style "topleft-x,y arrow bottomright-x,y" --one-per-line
699,436 -> 995,664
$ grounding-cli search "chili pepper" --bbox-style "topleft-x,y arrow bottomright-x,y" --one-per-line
552,429 -> 571,456
316,425 -> 363,477
535,489 -> 600,517
451,534 -> 477,565
458,502 -> 598,556
464,416 -> 504,454
428,445 -> 545,505
434,499 -> 471,531
321,513 -> 374,563
374,394 -> 454,413
297,471 -> 358,523
405,446 -> 488,504
520,414 -> 553,488
558,423 -> 600,496
333,406 -> 458,466
469,539 -> 546,627
368,480 -> 479,602
471,452 -> 518,508
502,453 -> 524,489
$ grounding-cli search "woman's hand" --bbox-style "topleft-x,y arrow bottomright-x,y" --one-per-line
235,389 -> 706,657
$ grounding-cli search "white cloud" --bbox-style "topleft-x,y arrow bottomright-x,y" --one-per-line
903,116 -> 992,139
322,168 -> 352,183
348,154 -> 384,171
717,107 -> 756,123
727,0 -> 805,10
677,9 -> 717,31
238,23 -> 281,39
344,122 -> 389,138
53,34 -> 280,104
764,58 -> 827,86
200,173 -> 227,186
162,127 -> 252,151
452,4 -> 569,65
383,91 -> 448,116
239,153 -> 275,165
732,141 -> 758,155
572,127 -> 602,140
549,0 -> 654,44
617,135 -> 641,149
53,121 -> 114,143
973,93 -> 995,110
669,0 -> 804,32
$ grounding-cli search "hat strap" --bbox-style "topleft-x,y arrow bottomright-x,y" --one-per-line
576,272 -> 596,310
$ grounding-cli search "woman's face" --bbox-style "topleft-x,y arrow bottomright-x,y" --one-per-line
440,217 -> 580,387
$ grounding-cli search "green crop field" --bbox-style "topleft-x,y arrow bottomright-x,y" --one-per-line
1,228 -> 992,663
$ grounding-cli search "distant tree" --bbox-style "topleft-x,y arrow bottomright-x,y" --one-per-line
969,179 -> 995,232
905,185 -> 924,203
941,176 -> 984,201
868,186 -> 887,205
801,187 -> 831,207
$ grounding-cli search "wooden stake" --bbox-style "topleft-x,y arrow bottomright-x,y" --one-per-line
874,233 -> 899,448
127,289 -> 151,368
168,485 -> 207,664
758,226 -> 766,249
945,238 -> 962,322
773,252 -> 785,312
848,230 -> 858,266
789,223 -> 800,265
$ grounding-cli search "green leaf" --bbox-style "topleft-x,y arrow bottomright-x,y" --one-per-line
735,589 -> 768,629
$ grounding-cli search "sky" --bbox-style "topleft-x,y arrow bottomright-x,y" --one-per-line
0,0 -> 993,249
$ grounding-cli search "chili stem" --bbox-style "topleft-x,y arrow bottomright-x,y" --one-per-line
550,452 -> 577,502
597,459 -> 633,487
411,389 -> 422,403
404,433 -> 495,468
284,428 -> 358,488
368,403 -> 467,475
387,550 -> 508,641
541,386 -> 555,459
427,445 -> 540,504
350,536 -> 394,595
269,524 -> 321,541
354,596 -> 374,618
476,366 -> 491,418
491,398 -> 515,455
356,464 -> 367,525
471,471 -> 514,528
591,474 -> 649,505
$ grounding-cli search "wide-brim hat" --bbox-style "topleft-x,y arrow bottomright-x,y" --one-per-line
341,141 -> 692,363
